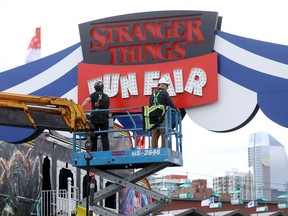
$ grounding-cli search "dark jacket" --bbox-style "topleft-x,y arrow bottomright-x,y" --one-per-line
149,88 -> 176,109
89,91 -> 110,124
89,91 -> 110,110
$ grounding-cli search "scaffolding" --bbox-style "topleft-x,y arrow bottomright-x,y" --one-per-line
72,106 -> 183,215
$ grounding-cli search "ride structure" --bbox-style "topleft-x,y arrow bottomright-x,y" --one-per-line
277,194 -> 288,209
230,190 -> 243,205
0,92 -> 183,215
256,197 -> 268,212
209,192 -> 222,209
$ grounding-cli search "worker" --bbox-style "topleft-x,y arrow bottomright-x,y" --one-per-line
82,81 -> 110,151
149,77 -> 177,148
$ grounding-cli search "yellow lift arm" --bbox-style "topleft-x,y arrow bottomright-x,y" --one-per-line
0,92 -> 93,133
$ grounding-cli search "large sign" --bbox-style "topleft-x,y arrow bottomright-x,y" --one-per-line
78,53 -> 218,109
79,11 -> 220,64
78,11 -> 220,109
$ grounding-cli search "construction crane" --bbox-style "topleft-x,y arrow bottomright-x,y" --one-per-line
0,92 -> 183,216
0,92 -> 93,133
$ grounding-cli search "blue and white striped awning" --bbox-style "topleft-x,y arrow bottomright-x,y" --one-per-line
1,30 -> 288,143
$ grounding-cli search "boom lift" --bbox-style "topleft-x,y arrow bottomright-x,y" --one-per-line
0,92 -> 183,216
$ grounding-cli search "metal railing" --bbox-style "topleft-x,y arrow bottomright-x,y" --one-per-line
73,106 -> 182,152
41,177 -> 79,216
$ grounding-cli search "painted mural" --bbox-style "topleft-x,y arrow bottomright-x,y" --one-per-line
0,142 -> 41,215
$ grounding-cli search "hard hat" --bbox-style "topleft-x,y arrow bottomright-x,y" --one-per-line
94,81 -> 104,91
158,77 -> 169,85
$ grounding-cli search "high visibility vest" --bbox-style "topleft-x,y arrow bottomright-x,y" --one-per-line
143,90 -> 166,131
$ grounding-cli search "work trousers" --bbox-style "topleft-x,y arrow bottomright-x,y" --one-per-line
151,128 -> 165,148
151,121 -> 171,148
91,121 -> 109,151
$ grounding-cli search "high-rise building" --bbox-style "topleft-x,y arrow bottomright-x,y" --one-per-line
212,168 -> 253,200
248,132 -> 288,201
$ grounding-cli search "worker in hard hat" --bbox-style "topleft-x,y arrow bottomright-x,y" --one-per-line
82,81 -> 110,151
149,77 -> 177,148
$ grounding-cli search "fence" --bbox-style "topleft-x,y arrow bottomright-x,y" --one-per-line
41,177 -> 79,216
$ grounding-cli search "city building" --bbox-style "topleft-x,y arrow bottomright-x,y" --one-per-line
148,174 -> 188,194
248,132 -> 288,201
212,168 -> 253,201
175,179 -> 213,199
148,174 -> 213,199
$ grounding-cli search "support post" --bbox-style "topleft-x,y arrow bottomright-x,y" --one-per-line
84,151 -> 93,216
67,177 -> 72,216
89,173 -> 96,216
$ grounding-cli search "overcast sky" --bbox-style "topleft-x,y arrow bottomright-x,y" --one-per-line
1,0 -> 288,185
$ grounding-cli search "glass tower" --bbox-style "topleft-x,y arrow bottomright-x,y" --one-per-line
248,132 -> 288,201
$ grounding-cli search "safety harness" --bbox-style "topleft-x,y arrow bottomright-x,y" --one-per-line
143,90 -> 166,131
